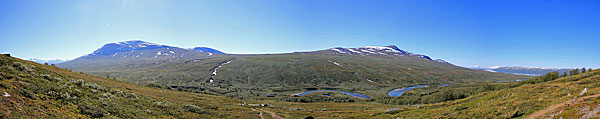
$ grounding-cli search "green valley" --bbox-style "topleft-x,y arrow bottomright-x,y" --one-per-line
57,41 -> 530,102
3,1 -> 599,118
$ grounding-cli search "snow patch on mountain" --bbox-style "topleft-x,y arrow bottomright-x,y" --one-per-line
331,48 -> 347,54
347,48 -> 361,53
328,60 -> 342,66
209,60 -> 232,83
358,49 -> 374,54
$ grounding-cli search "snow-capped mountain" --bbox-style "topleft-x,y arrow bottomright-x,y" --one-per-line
76,40 -> 223,60
470,66 -> 571,76
300,45 -> 451,63
327,46 -> 432,60
89,40 -> 168,56
327,45 -> 430,58
28,58 -> 68,64
87,40 -> 174,56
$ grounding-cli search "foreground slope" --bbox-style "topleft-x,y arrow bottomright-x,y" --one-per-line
252,69 -> 598,118
0,54 -> 256,118
375,69 -> 600,118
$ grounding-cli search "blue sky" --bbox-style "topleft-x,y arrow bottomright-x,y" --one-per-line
1,0 -> 599,68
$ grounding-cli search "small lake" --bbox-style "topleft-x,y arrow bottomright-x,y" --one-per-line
388,85 -> 428,97
293,90 -> 371,99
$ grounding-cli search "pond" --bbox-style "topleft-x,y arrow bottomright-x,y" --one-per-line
388,85 -> 428,97
293,90 -> 371,99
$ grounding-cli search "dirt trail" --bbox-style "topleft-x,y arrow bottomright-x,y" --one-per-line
251,108 -> 264,119
261,109 -> 284,119
252,108 -> 283,119
527,94 -> 600,119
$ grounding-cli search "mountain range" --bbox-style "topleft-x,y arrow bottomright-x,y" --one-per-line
83,40 -> 223,59
470,66 -> 572,76
27,58 -> 68,64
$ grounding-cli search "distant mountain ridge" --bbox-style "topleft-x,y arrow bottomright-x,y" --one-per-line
471,66 -> 571,76
27,58 -> 68,64
89,40 -> 172,56
72,40 -> 450,64
77,40 -> 223,60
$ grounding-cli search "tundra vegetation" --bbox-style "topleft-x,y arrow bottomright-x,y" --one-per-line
2,54 -> 600,118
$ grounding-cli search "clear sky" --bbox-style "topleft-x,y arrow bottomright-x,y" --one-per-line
1,0 -> 599,68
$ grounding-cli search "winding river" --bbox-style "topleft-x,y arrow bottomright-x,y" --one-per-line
387,85 -> 428,97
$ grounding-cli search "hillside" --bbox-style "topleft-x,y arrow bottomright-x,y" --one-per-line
377,68 -> 600,118
239,69 -> 598,118
0,54 -> 256,118
58,41 -> 530,100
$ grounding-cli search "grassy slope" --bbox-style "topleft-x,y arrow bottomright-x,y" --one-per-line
382,69 -> 600,118
238,69 -> 597,119
0,55 -> 257,118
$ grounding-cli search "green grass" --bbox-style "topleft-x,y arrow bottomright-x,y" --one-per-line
380,69 -> 600,118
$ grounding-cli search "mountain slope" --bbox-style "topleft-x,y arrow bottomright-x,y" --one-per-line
0,54 -> 256,118
58,40 -> 220,70
82,40 -> 217,59
58,41 -> 529,100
